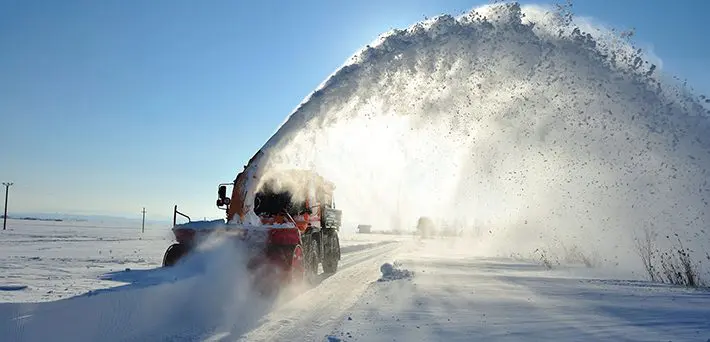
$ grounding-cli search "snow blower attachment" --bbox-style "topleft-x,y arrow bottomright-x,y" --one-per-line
162,153 -> 342,292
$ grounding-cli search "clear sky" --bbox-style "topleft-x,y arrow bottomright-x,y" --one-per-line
1,0 -> 708,221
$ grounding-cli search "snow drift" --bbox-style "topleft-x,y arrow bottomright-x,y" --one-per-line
0,234 -> 291,341
243,2 -> 710,278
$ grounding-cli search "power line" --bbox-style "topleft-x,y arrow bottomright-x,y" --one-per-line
3,182 -> 13,231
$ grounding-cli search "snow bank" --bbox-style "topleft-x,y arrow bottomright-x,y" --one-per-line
240,2 -> 710,280
0,233 -> 284,341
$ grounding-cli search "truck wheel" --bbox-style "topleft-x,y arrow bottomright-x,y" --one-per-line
162,243 -> 188,267
305,239 -> 319,284
257,245 -> 304,296
321,231 -> 339,273
322,257 -> 338,273
289,244 -> 305,283
322,232 -> 340,274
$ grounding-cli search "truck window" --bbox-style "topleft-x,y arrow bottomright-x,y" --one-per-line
254,188 -> 307,217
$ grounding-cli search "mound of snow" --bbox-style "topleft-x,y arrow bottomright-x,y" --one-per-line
378,262 -> 414,282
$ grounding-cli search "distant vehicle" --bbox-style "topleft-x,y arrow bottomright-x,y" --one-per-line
357,224 -> 372,234
416,216 -> 436,239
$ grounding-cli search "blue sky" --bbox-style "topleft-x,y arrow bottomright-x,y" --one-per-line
1,0 -> 708,221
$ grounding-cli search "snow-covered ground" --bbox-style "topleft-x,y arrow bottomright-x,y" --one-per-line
0,219 -> 173,303
0,219 -> 404,303
1,221 -> 708,341
325,240 -> 710,342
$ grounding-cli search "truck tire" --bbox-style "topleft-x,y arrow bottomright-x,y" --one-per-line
322,231 -> 340,274
258,244 -> 304,296
305,238 -> 319,284
162,243 -> 188,267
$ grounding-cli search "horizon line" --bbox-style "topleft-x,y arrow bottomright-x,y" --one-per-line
5,211 -> 176,223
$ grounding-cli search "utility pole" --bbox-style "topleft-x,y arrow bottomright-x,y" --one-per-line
141,207 -> 146,233
3,182 -> 13,231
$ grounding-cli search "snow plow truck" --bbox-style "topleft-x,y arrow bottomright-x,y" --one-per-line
161,149 -> 342,291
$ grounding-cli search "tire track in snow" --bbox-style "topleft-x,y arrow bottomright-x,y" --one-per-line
209,240 -> 413,341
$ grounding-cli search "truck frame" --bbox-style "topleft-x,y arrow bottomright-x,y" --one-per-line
161,151 -> 342,291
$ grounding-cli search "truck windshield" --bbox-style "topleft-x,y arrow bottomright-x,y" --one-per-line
254,189 -> 306,217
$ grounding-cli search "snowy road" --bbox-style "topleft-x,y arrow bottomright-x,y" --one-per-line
235,239 -> 710,342
232,240 -> 411,342
3,235 -> 709,342
324,241 -> 710,342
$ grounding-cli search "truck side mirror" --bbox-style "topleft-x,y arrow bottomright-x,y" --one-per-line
218,185 -> 227,200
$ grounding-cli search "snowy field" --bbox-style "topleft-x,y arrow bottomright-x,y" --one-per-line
1,225 -> 708,341
0,219 -> 405,303
324,241 -> 710,342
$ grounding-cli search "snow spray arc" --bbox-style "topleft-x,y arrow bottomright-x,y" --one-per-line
249,2 -> 710,275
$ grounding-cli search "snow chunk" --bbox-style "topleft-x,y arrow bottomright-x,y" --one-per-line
378,262 -> 414,282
